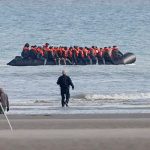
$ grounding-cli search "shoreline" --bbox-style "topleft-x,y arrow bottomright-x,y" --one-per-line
1,113 -> 150,150
1,112 -> 150,119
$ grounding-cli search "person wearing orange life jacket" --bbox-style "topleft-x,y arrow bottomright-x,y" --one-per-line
67,47 -> 73,63
103,46 -> 108,53
108,46 -> 118,64
43,43 -> 49,50
36,46 -> 44,60
57,47 -> 63,58
86,48 -> 92,64
77,47 -> 86,65
102,47 -> 108,59
46,46 -> 56,64
103,46 -> 114,64
99,48 -> 103,57
94,47 -> 99,64
30,45 -> 37,59
100,48 -> 106,64
82,47 -> 90,65
107,46 -> 113,57
62,47 -> 68,59
63,47 -> 72,65
55,47 -> 61,65
88,47 -> 97,64
94,48 -> 99,56
53,47 -> 60,64
112,45 -> 123,60
23,43 -> 30,51
83,47 -> 88,61
61,47 -> 68,65
21,43 -> 30,59
96,48 -> 104,64
72,47 -> 78,65
43,43 -> 50,59
112,45 -> 118,51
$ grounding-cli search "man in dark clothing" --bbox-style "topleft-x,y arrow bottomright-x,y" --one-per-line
57,70 -> 74,107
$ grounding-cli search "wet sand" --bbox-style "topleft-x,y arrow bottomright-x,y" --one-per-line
0,114 -> 150,150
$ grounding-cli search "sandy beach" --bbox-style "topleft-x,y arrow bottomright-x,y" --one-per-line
0,114 -> 150,150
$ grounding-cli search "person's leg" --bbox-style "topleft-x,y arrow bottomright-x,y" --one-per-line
0,106 -> 5,114
0,107 -> 2,114
61,90 -> 65,107
66,89 -> 70,107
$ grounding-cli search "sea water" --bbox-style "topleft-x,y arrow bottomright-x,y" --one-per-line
0,0 -> 150,114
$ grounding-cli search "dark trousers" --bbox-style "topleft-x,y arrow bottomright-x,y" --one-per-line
61,88 -> 70,107
0,106 -> 6,114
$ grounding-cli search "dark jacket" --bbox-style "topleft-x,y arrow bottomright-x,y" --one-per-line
57,75 -> 74,89
0,92 -> 9,110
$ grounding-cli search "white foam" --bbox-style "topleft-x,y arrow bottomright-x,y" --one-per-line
85,92 -> 150,100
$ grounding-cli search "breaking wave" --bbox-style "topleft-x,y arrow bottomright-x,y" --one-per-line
74,92 -> 150,101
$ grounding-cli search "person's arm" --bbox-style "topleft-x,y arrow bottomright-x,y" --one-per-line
0,96 -> 2,106
0,93 -> 9,111
6,94 -> 9,112
57,77 -> 60,85
69,77 -> 74,90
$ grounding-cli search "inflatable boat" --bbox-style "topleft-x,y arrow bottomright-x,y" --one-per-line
7,52 -> 136,66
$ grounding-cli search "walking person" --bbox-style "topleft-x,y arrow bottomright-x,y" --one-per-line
0,88 -> 9,114
57,70 -> 74,107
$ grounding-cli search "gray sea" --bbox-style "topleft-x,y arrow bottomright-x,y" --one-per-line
0,0 -> 150,114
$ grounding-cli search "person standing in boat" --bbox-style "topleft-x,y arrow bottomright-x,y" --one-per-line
57,70 -> 74,107
112,46 -> 123,57
21,43 -> 30,59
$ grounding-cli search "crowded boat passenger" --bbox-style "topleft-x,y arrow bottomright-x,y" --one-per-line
21,43 -> 124,65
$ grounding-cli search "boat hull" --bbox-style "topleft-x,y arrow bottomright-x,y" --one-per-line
7,52 -> 136,66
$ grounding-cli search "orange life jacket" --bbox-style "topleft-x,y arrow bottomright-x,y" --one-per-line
112,47 -> 119,51
67,50 -> 72,58
97,50 -> 103,57
23,47 -> 29,51
43,46 -> 50,52
36,48 -> 44,56
31,47 -> 37,52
